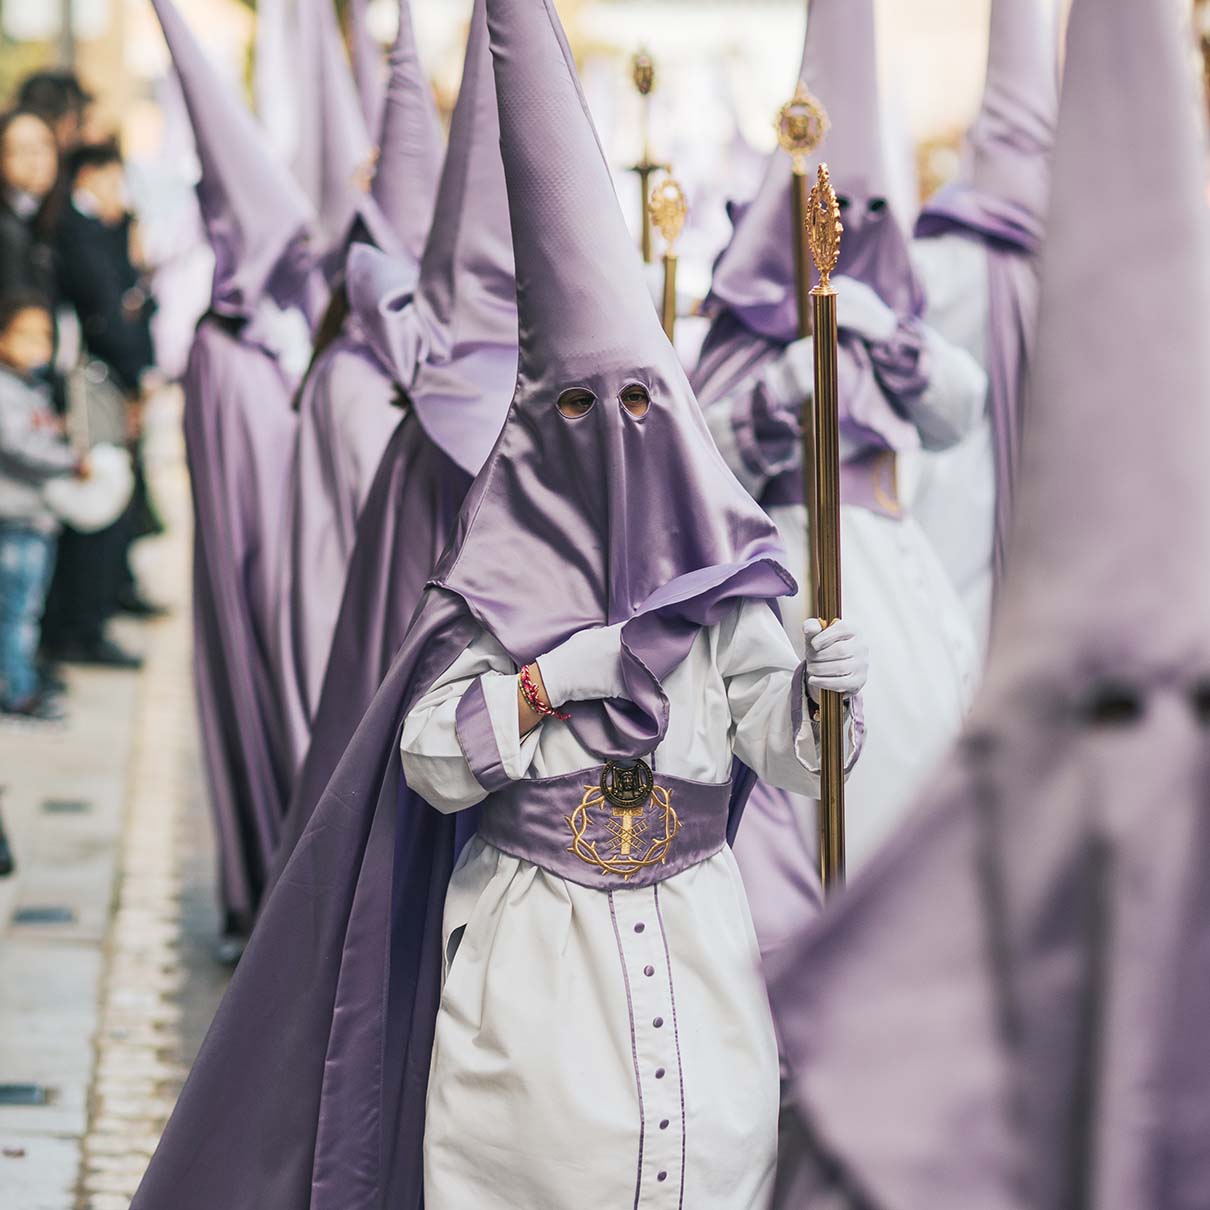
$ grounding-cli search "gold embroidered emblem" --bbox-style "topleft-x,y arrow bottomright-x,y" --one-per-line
567,760 -> 680,879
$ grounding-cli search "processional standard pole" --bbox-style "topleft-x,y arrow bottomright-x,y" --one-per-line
807,164 -> 846,893
775,84 -> 846,891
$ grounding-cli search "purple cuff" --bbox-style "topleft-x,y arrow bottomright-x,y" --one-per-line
792,662 -> 866,774
791,660 -> 809,734
455,677 -> 512,794
868,315 -> 931,402
733,379 -> 799,479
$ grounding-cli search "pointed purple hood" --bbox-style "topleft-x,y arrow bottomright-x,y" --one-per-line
346,0 -> 516,476
150,0 -> 317,319
348,0 -> 386,135
918,0 -> 1058,248
420,0 -> 789,762
707,0 -> 921,342
292,0 -> 374,250
351,0 -> 445,264
764,0 -> 1210,1203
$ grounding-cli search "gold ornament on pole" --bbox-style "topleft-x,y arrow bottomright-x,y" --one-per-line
774,82 -> 830,617
806,163 -> 846,892
629,49 -> 670,263
648,175 -> 687,340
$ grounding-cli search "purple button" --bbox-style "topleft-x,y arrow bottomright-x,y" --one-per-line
634,922 -> 645,934
655,1067 -> 666,1079
644,965 -> 655,977
657,1171 -> 668,1182
659,1119 -> 670,1130
653,1016 -> 664,1028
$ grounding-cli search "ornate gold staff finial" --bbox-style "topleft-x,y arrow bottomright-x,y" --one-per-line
807,163 -> 844,292
648,176 -> 687,253
649,174 -> 687,340
775,82 -> 830,173
632,48 -> 656,97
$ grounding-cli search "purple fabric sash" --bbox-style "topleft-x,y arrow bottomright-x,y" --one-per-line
476,768 -> 731,892
764,447 -> 903,520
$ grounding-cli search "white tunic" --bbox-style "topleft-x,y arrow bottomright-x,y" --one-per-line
907,233 -> 996,654
400,600 -> 859,1210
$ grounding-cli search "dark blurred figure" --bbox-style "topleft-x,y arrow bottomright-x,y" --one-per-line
0,109 -> 60,299
42,142 -> 159,667
17,70 -> 93,151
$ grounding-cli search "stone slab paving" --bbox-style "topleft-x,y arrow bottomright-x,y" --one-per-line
0,392 -> 229,1210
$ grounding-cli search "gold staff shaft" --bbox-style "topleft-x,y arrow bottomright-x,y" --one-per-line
661,253 -> 678,340
811,285 -> 845,890
807,163 -> 846,893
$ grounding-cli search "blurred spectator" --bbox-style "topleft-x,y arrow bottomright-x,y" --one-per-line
17,70 -> 94,151
0,292 -> 85,721
0,108 -> 60,300
55,141 -> 157,402
42,141 -> 159,667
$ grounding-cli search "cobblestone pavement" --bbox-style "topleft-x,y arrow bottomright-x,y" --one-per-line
0,394 -> 229,1210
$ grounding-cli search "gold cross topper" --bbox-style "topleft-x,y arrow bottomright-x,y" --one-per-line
776,82 -> 830,172
808,164 -> 843,290
632,49 -> 656,97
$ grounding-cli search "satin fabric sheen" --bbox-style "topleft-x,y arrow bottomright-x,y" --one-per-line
184,317 -> 295,932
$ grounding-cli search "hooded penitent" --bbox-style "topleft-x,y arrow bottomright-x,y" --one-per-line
707,0 -> 921,344
154,0 -> 316,322
131,1 -> 790,1206
915,0 -> 1058,582
695,0 -> 925,495
272,0 -> 445,776
151,0 -> 314,935
765,0 -> 1210,1205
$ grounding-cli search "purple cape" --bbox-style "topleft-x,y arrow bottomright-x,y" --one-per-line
269,410 -> 469,874
184,316 -> 296,933
273,330 -> 402,773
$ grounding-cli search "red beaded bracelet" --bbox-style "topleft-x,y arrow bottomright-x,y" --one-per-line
519,663 -> 571,722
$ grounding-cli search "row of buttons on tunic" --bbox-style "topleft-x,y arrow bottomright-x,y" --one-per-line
617,894 -> 681,1201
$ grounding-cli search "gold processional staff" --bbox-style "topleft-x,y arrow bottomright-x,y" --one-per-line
649,175 -> 687,341
776,84 -> 846,892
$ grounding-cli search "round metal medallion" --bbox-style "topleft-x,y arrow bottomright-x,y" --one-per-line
599,759 -> 655,809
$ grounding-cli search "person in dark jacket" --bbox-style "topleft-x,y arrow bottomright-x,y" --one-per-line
42,142 -> 158,666
0,109 -> 60,301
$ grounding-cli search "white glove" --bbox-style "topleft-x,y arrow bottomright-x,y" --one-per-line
833,275 -> 898,344
767,336 -> 815,409
802,618 -> 869,703
536,623 -> 627,708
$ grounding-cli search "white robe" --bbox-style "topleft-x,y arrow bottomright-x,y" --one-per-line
400,600 -> 860,1210
907,232 -> 996,654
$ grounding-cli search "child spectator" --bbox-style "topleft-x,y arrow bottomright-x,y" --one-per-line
0,292 -> 85,719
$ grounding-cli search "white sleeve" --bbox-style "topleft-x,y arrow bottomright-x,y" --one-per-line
399,629 -> 543,813
907,327 -> 989,451
719,600 -> 864,796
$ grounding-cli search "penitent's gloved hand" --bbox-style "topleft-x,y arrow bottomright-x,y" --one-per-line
536,623 -> 628,708
832,274 -> 899,343
767,336 -> 816,411
802,618 -> 869,704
